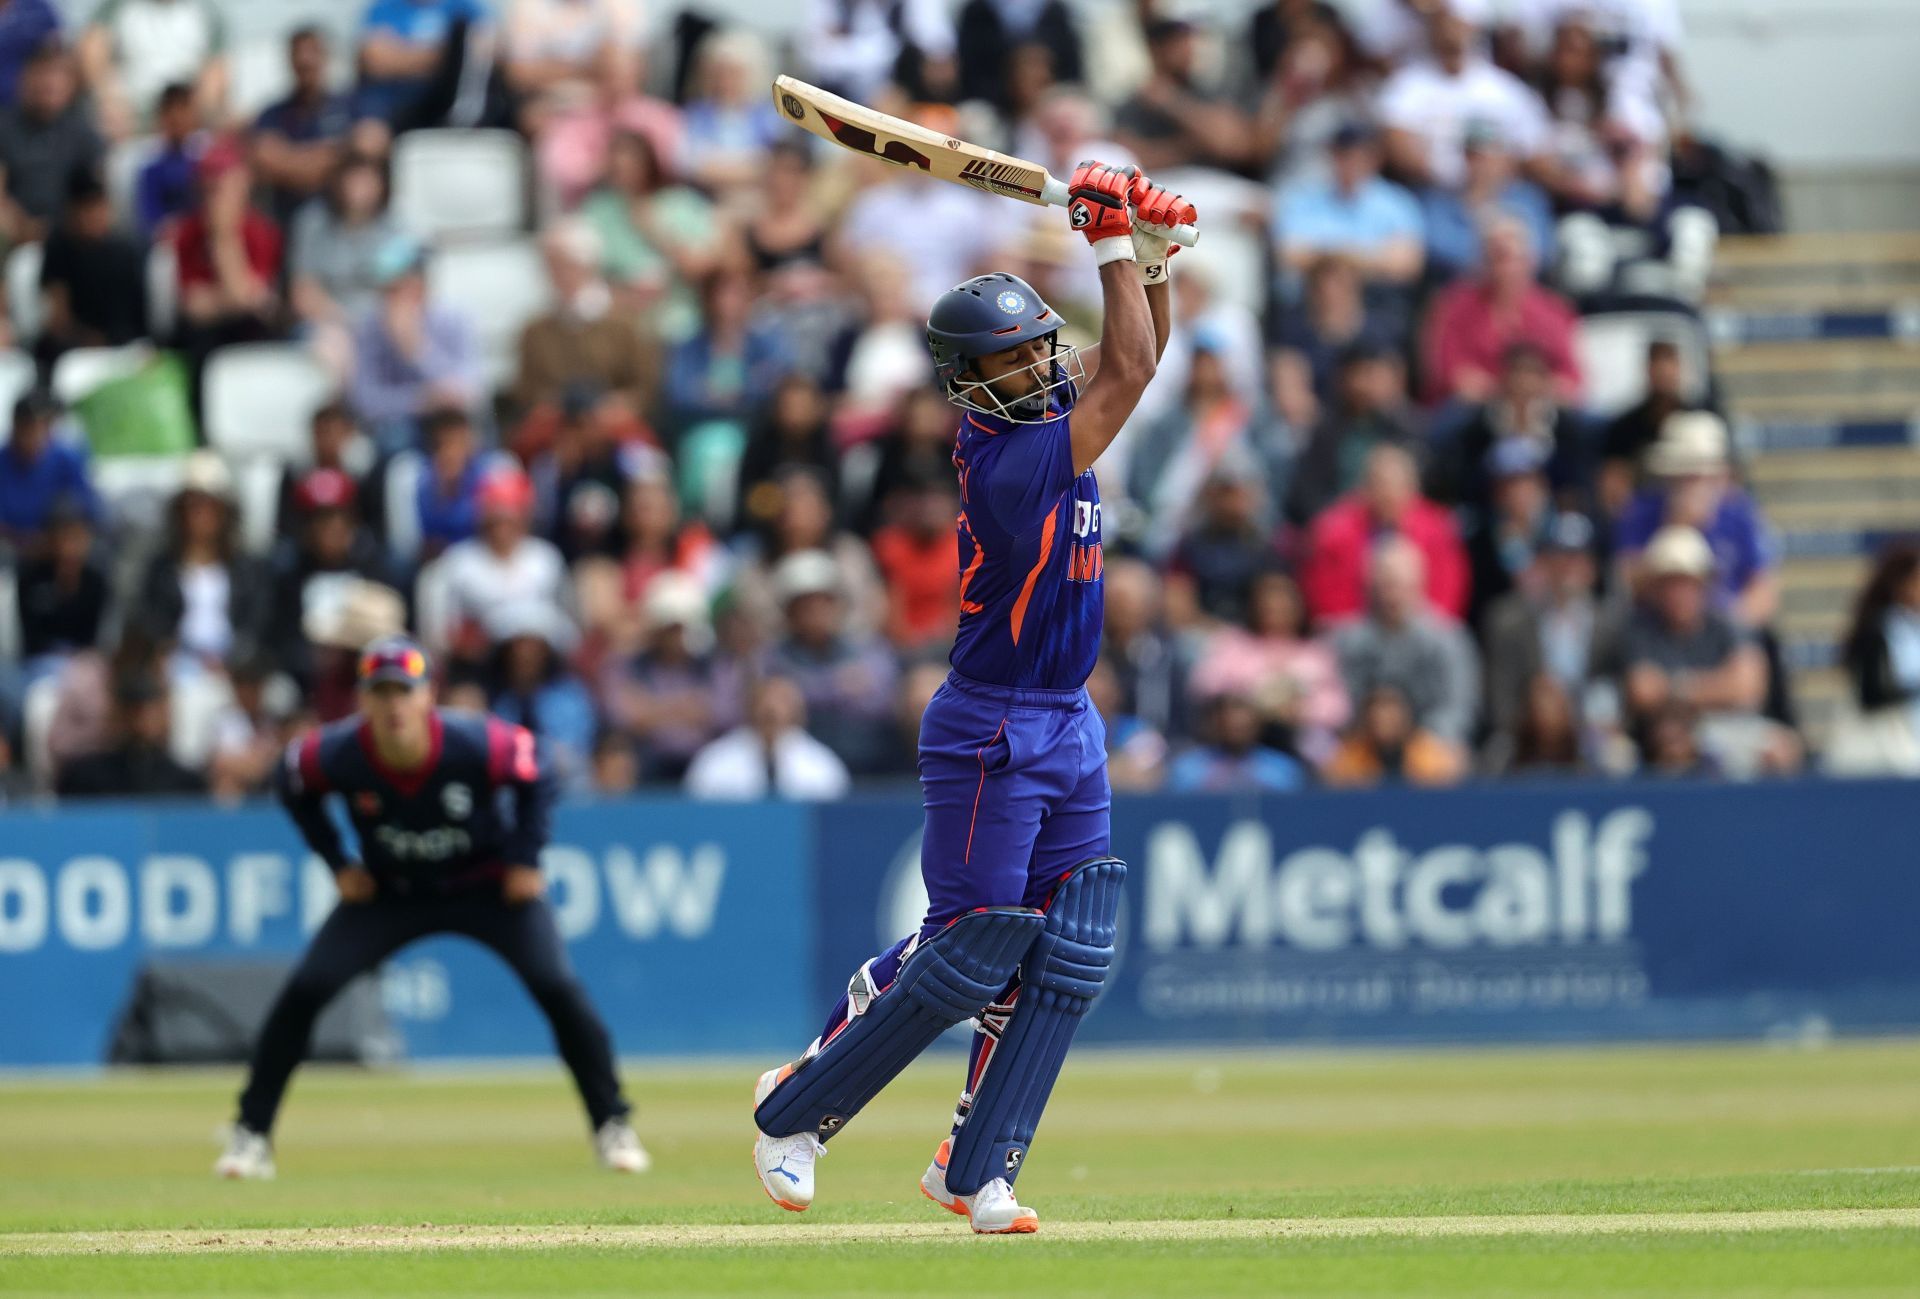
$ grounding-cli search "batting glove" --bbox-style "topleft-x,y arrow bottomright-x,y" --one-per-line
1128,178 -> 1197,286
1067,160 -> 1138,266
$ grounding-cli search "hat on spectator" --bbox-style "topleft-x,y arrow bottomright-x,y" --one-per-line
1644,525 -> 1716,580
180,449 -> 233,501
372,233 -> 428,286
773,549 -> 841,605
485,599 -> 578,655
476,466 -> 536,519
294,467 -> 357,516
644,572 -> 712,633
1647,411 -> 1730,477
1329,120 -> 1379,152
1542,511 -> 1596,555
1485,436 -> 1550,479
304,579 -> 406,649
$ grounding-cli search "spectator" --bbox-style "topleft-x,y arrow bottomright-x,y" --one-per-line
1188,568 -> 1350,766
680,29 -> 784,202
1271,253 -> 1388,433
1835,545 -> 1920,771
1129,344 -> 1290,547
763,548 -> 898,775
1167,685 -> 1308,793
1639,698 -> 1714,778
1377,0 -> 1548,192
55,668 -> 206,798
1420,120 -> 1555,280
353,0 -> 495,141
37,173 -> 150,368
14,492 -> 109,673
78,0 -> 227,142
513,219 -> 656,422
1421,214 -> 1581,408
684,672 -> 851,801
502,0 -> 644,138
134,81 -> 205,237
1484,672 -> 1590,777
1599,338 -> 1697,516
957,0 -> 1081,112
802,0 -> 957,105
0,0 -> 59,108
1085,655 -> 1167,792
735,466 -> 883,632
274,400 -> 376,539
1285,339 -> 1422,527
590,728 -> 640,795
206,651 -> 293,803
661,267 -> 788,443
0,389 -> 95,553
171,140 -> 284,383
578,124 -> 722,348
1615,411 -> 1778,628
298,576 -> 407,723
0,41 -> 102,245
1482,510 -> 1625,741
1274,121 -> 1423,301
349,235 -> 484,448
738,372 -> 836,537
251,26 -> 357,225
527,385 -> 654,564
1434,341 -> 1592,521
1322,682 -> 1467,787
603,572 -> 735,783
576,459 -> 725,654
1101,556 -> 1186,746
291,152 -> 403,379
432,465 -> 571,669
268,467 -> 399,685
1164,460 -> 1284,628
1113,15 -> 1256,174
131,451 -> 273,675
1333,535 -> 1481,745
738,137 -> 829,282
1251,4 -> 1378,192
392,406 -> 502,563
1532,14 -> 1667,226
836,131 -> 997,315
869,468 -> 959,652
1301,444 -> 1468,625
486,600 -> 598,795
1621,525 -> 1789,776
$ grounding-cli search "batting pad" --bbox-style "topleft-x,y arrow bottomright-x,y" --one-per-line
944,857 -> 1126,1195
754,907 -> 1044,1140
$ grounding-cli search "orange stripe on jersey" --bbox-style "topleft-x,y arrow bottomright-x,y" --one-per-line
957,519 -> 985,615
1008,507 -> 1058,645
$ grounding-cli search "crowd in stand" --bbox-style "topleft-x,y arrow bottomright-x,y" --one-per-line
0,0 -> 1898,805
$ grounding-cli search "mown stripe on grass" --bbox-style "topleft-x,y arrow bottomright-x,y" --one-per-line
5,1208 -> 1918,1256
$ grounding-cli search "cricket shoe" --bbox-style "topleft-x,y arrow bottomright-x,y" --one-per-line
213,1125 -> 275,1180
921,1140 -> 1038,1234
594,1118 -> 652,1173
753,1065 -> 825,1212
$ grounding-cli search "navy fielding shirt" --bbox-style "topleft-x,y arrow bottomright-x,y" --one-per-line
276,709 -> 556,896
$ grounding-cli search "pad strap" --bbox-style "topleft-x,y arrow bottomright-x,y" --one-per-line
754,907 -> 1044,1140
944,858 -> 1125,1194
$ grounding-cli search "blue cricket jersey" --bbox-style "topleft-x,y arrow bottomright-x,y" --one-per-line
948,399 -> 1104,690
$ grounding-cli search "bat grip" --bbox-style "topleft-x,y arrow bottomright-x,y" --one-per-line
1039,175 -> 1199,248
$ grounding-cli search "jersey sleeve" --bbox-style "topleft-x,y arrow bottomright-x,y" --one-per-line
975,420 -> 1077,539
274,731 -> 350,871
486,716 -> 556,867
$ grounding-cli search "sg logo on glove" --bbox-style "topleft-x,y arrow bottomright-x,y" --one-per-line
1069,204 -> 1091,228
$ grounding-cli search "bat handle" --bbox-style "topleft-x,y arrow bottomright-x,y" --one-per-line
1039,175 -> 1199,248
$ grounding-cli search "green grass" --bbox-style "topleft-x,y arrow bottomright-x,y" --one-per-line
4,1040 -> 1920,1295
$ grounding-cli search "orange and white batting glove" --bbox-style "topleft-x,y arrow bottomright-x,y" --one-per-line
1128,177 -> 1198,286
1066,160 -> 1138,266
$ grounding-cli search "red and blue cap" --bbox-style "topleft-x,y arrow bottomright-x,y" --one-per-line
358,635 -> 431,688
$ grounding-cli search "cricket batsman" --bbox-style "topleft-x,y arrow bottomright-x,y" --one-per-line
214,636 -> 647,1179
751,163 -> 1194,1233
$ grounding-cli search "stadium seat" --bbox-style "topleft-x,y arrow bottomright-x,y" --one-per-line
203,343 -> 333,460
0,348 -> 37,429
6,242 -> 42,342
413,553 -> 455,657
147,242 -> 178,339
392,129 -> 531,242
380,448 -> 427,565
229,38 -> 294,120
49,343 -> 152,406
425,238 -> 552,394
1574,309 -> 1712,416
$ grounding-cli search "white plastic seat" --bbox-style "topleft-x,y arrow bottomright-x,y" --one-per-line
104,135 -> 159,233
0,348 -> 37,438
6,242 -> 42,343
1574,310 -> 1711,417
203,343 -> 334,460
229,38 -> 294,120
49,343 -> 153,405
392,129 -> 531,242
425,238 -> 552,395
147,241 -> 179,339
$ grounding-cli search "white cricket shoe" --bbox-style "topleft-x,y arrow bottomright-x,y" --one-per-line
753,1065 -> 825,1212
213,1125 -> 275,1180
595,1118 -> 651,1173
922,1138 -> 1037,1233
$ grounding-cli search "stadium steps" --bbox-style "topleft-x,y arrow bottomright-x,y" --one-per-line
1708,234 -> 1920,745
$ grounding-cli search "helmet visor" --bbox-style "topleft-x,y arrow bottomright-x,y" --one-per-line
947,336 -> 1087,425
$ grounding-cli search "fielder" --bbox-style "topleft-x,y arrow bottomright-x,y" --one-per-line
751,163 -> 1195,1233
215,636 -> 647,1179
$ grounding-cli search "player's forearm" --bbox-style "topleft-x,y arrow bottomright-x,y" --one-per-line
280,793 -> 350,871
1145,280 -> 1171,365
1097,260 -> 1155,389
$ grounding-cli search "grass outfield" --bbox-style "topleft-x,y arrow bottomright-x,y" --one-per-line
3,1040 -> 1919,1295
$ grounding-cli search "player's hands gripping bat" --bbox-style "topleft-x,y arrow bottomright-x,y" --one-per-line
1066,161 -> 1140,264
1128,177 -> 1198,286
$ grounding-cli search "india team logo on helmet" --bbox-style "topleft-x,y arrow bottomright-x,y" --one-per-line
926,272 -> 1085,425
995,288 -> 1026,315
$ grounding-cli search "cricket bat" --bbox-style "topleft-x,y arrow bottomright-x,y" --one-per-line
771,75 -> 1199,248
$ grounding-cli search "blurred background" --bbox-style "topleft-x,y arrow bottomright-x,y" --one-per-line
0,0 -> 1916,1070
